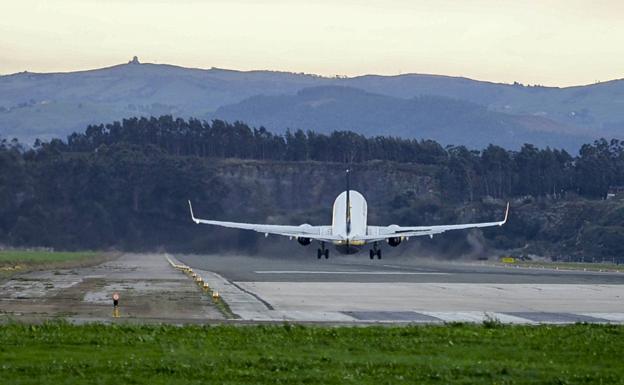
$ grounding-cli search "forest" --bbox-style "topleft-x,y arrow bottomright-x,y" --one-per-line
1,115 -> 624,257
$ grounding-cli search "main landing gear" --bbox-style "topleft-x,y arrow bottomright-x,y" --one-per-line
317,242 -> 329,259
369,242 -> 382,260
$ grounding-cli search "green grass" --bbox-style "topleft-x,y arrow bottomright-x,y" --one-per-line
0,250 -> 98,263
0,250 -> 103,278
0,322 -> 622,384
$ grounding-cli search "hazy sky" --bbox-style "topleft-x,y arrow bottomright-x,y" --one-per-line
1,0 -> 623,86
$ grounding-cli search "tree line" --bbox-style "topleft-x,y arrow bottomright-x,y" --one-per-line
2,116 -> 624,253
58,115 -> 624,200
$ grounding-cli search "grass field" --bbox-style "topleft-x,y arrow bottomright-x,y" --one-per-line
0,250 -> 99,263
0,250 -> 103,277
0,322 -> 622,384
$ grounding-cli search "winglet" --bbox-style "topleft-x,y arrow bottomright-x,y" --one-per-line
500,202 -> 510,225
188,200 -> 199,224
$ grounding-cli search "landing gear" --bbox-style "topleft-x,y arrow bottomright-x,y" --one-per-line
370,242 -> 382,260
317,242 -> 329,259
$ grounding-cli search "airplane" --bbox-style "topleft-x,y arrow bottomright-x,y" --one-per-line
188,170 -> 509,260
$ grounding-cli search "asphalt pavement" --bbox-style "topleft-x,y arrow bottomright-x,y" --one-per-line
175,253 -> 624,324
177,253 -> 624,284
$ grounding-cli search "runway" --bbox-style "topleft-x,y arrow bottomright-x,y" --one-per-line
176,254 -> 624,324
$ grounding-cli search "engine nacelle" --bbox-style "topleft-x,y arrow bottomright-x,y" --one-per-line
297,237 -> 312,246
387,237 -> 402,247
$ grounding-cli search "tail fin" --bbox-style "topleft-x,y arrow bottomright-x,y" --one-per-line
346,169 -> 351,235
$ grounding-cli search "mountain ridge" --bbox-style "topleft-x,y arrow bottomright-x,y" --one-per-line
1,60 -> 623,149
212,85 -> 590,149
5,61 -> 623,88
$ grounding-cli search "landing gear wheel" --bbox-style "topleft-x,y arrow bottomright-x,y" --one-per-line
371,242 -> 382,260
318,242 -> 328,260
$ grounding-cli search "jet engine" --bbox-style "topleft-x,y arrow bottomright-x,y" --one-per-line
387,237 -> 402,247
297,237 -> 312,246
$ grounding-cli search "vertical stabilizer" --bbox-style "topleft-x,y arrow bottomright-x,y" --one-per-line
346,169 -> 351,236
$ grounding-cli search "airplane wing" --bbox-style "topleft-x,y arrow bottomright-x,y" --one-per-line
363,203 -> 509,242
188,201 -> 340,241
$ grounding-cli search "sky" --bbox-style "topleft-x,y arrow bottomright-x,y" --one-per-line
1,0 -> 623,86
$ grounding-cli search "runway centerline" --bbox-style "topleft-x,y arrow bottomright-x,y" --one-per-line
253,270 -> 452,275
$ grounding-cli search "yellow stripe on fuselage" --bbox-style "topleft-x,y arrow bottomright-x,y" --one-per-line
333,240 -> 366,246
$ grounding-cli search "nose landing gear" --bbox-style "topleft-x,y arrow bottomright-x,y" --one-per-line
317,242 -> 329,259
369,242 -> 382,260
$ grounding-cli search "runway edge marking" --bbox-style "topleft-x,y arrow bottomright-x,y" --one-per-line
167,255 -> 276,320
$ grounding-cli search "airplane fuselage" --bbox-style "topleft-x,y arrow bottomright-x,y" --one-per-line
332,190 -> 367,254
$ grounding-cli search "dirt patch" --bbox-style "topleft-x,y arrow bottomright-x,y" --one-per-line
0,253 -> 225,323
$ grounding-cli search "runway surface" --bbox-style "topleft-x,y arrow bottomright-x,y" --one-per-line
178,254 -> 624,284
176,254 -> 624,324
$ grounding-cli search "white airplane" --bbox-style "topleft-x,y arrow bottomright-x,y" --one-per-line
188,170 -> 509,259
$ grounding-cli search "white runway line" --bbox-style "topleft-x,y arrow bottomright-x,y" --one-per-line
579,313 -> 624,322
421,311 -> 489,323
417,312 -> 534,324
276,310 -> 358,322
485,313 -> 537,324
382,264 -> 441,272
253,270 -> 451,275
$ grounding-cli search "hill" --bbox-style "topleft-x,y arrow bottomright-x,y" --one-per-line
0,62 -> 323,143
1,60 -> 623,149
212,86 -> 589,149
345,74 -> 624,136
